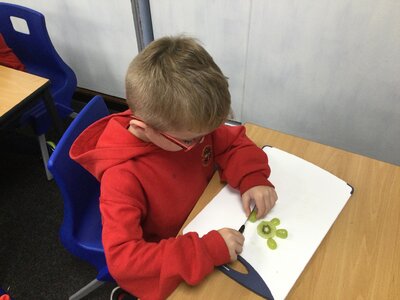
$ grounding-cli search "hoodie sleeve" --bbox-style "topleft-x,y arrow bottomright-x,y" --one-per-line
212,125 -> 274,194
100,166 -> 230,300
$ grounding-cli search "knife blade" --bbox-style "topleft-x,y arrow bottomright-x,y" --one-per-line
238,206 -> 257,234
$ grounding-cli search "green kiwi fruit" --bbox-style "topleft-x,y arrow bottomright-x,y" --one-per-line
257,221 -> 276,239
249,208 -> 258,223
270,218 -> 280,226
267,238 -> 277,250
276,229 -> 288,239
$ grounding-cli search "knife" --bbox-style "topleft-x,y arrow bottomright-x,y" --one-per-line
219,205 -> 274,299
238,206 -> 257,234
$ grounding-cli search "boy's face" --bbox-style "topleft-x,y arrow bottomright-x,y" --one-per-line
151,128 -> 209,152
130,116 -> 212,152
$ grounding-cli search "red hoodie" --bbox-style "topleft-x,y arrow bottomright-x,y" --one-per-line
0,33 -> 25,71
70,110 -> 273,299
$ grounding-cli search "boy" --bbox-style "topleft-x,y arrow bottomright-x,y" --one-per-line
70,36 -> 277,299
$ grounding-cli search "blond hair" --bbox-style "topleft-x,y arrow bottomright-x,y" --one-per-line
125,36 -> 231,132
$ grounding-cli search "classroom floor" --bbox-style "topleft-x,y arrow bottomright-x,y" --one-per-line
0,101 -> 116,299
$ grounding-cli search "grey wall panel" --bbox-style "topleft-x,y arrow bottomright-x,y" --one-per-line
243,0 -> 400,164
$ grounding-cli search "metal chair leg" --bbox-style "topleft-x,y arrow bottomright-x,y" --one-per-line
69,278 -> 105,300
38,134 -> 53,180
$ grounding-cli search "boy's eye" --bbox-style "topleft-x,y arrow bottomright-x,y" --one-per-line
182,139 -> 194,145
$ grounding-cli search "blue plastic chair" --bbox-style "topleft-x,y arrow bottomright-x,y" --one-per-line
0,3 -> 77,179
47,96 -> 113,300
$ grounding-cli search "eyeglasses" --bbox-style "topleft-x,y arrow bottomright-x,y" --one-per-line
130,115 -> 204,151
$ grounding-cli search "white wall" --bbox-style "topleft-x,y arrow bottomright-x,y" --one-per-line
244,0 -> 400,165
150,0 -> 400,165
5,0 -> 138,98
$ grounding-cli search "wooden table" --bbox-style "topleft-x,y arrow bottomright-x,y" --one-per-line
170,123 -> 400,299
0,65 -> 63,134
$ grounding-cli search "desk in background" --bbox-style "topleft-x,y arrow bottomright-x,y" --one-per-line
0,65 -> 63,134
170,123 -> 400,300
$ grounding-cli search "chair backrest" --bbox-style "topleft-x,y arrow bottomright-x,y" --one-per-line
47,95 -> 109,270
0,3 -> 77,132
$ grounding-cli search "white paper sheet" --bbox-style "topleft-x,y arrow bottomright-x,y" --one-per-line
184,147 -> 353,300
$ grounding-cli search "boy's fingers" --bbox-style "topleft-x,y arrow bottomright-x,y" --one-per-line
235,243 -> 243,255
260,189 -> 278,218
228,228 -> 245,242
231,252 -> 238,261
268,189 -> 278,211
255,199 -> 266,219
242,194 -> 252,216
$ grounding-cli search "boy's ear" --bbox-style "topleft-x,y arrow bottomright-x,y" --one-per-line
129,119 -> 147,129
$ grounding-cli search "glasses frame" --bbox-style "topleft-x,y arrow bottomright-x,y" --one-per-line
130,115 -> 203,151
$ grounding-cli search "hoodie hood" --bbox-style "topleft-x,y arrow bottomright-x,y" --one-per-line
70,110 -> 157,180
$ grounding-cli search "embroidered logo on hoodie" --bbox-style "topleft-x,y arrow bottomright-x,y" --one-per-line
201,145 -> 212,166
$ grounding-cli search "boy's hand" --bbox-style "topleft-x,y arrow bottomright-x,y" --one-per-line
242,185 -> 278,219
218,228 -> 245,262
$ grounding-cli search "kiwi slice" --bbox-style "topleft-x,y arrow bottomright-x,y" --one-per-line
257,221 -> 276,239
249,208 -> 258,223
270,218 -> 280,226
276,229 -> 288,239
267,238 -> 277,250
